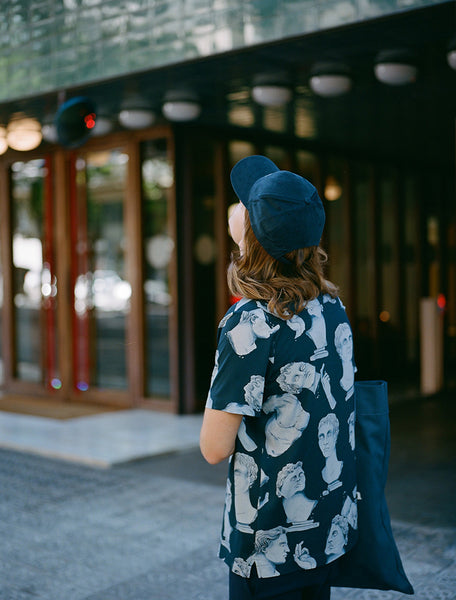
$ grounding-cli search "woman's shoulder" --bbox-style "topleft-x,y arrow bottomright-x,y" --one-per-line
219,299 -> 276,323
304,294 -> 347,315
217,300 -> 285,341
218,293 -> 348,331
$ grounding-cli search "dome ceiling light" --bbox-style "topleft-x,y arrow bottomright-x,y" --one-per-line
251,74 -> 292,107
162,90 -> 201,121
374,50 -> 418,85
447,35 -> 456,70
324,176 -> 343,201
0,126 -> 8,155
7,113 -> 42,151
309,62 -> 352,97
92,113 -> 114,136
118,94 -> 155,129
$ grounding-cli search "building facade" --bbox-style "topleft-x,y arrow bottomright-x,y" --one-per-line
0,0 -> 455,412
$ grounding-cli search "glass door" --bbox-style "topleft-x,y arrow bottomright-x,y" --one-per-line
141,139 -> 173,399
10,157 -> 59,389
4,136 -> 176,409
71,148 -> 130,395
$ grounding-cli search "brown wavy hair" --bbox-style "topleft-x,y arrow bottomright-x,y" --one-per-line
227,211 -> 338,319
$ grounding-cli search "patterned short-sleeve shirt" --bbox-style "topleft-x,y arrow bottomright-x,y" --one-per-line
206,295 -> 358,579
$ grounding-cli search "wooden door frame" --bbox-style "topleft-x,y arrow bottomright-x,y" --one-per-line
0,148 -> 61,399
0,126 -> 179,412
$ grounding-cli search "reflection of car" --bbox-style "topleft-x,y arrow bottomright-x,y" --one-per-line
15,267 -> 57,309
144,279 -> 170,306
75,270 -> 132,313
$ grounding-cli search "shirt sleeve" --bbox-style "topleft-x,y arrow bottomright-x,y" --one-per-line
206,306 -> 278,416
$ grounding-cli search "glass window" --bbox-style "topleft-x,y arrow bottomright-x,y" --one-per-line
228,140 -> 256,225
73,149 -> 129,391
229,140 -> 256,168
263,106 -> 287,133
228,140 -> 256,267
354,163 -> 375,320
142,139 -> 173,398
190,137 -> 217,403
404,173 -> 420,366
323,157 -> 349,298
353,162 -> 376,377
0,187 -> 2,384
264,146 -> 288,169
379,168 -> 399,327
296,150 -> 318,181
10,158 -> 57,385
377,167 -> 403,379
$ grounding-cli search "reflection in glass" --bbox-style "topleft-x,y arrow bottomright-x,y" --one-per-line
142,140 -> 172,397
264,146 -> 288,170
353,162 -> 375,378
295,97 -> 317,139
11,159 -> 58,383
73,150 -> 129,390
354,163 -> 375,326
263,106 -> 287,133
379,169 -> 399,326
324,157 -> 349,294
0,211 -> 2,383
404,175 -> 419,367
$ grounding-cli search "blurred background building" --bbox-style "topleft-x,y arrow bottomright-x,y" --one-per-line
0,0 -> 454,413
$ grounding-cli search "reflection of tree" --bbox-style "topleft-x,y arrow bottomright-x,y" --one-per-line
30,180 -> 44,232
12,162 -> 45,239
141,151 -> 174,294
143,187 -> 168,238
142,156 -> 172,239
82,155 -> 127,274
142,154 -> 172,287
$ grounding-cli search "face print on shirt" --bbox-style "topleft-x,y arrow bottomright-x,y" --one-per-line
225,374 -> 265,416
348,411 -> 355,451
276,462 -> 318,528
233,527 -> 290,578
334,322 -> 355,399
221,479 -> 233,552
244,375 -> 265,411
227,309 -> 280,356
277,362 -> 317,394
318,413 -> 343,490
233,452 -> 259,532
325,515 -> 349,562
263,393 -> 310,457
306,298 -> 329,361
342,491 -> 358,530
286,314 -> 306,339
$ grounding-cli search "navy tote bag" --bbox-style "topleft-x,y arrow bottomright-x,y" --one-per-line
331,380 -> 414,594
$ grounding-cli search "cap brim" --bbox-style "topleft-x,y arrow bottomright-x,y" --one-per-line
230,155 -> 279,206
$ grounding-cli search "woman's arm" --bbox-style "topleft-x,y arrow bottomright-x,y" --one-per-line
200,408 -> 243,465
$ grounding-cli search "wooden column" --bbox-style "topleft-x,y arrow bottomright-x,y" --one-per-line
0,161 -> 14,386
124,141 -> 146,406
54,150 -> 74,399
214,141 -> 230,323
176,133 -> 196,413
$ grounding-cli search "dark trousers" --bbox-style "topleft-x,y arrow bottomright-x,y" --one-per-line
229,562 -> 336,600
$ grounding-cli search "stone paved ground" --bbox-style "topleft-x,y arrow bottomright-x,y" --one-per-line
0,443 -> 455,600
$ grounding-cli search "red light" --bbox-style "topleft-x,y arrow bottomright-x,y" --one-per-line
437,294 -> 446,310
84,113 -> 96,129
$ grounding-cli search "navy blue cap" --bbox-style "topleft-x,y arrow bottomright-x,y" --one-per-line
230,155 -> 325,262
